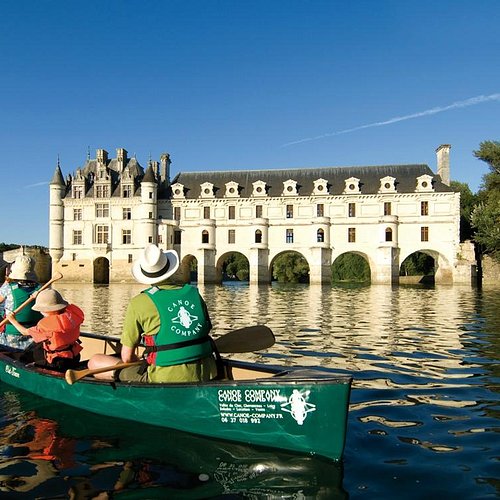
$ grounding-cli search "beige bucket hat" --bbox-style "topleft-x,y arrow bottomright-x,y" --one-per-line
9,255 -> 37,281
131,244 -> 179,285
32,289 -> 69,312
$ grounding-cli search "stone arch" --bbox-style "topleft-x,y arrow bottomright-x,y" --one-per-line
215,251 -> 250,282
399,248 -> 452,284
331,251 -> 371,283
269,250 -> 310,283
179,254 -> 198,283
93,257 -> 109,284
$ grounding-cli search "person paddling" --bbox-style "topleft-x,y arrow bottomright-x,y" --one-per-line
6,289 -> 84,371
0,255 -> 42,350
88,244 -> 218,383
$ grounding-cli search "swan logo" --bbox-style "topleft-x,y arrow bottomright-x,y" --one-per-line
280,389 -> 316,425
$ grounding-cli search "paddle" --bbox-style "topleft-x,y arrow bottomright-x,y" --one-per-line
0,271 -> 63,328
65,324 -> 275,385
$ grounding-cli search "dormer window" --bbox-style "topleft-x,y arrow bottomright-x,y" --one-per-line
313,178 -> 329,196
379,176 -> 397,193
225,181 -> 240,198
122,184 -> 132,198
171,182 -> 185,199
343,177 -> 360,194
252,180 -> 267,197
282,179 -> 298,196
416,174 -> 434,192
200,182 -> 215,199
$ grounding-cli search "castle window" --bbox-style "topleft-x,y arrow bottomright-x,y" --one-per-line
148,236 -> 153,243
228,229 -> 235,244
255,205 -> 263,218
255,230 -> 262,243
123,208 -> 131,220
149,191 -> 153,199
202,230 -> 209,244
421,201 -> 429,216
73,230 -> 82,245
286,229 -> 294,243
384,202 -> 392,216
286,205 -> 293,218
317,228 -> 325,242
128,254 -> 133,263
174,207 -> 181,220
348,227 -> 356,243
421,226 -> 429,242
95,225 -> 109,244
174,231 -> 182,244
122,185 -> 132,198
73,208 -> 82,221
96,203 -> 109,218
122,229 -> 131,245
317,204 -> 324,217
73,186 -> 83,199
228,206 -> 235,219
204,206 -> 210,219
149,212 -> 153,219
96,185 -> 109,198
385,227 -> 393,242
72,253 -> 76,261
348,203 -> 356,217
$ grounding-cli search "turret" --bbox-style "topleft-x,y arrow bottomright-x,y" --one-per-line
139,165 -> 158,245
49,160 -> 65,263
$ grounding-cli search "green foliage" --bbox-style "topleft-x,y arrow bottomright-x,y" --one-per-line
472,140 -> 500,260
450,180 -> 478,241
272,252 -> 309,283
400,252 -> 435,276
0,243 -> 20,252
331,253 -> 370,282
224,253 -> 249,281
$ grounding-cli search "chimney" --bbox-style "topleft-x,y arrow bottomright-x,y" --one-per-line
160,153 -> 171,184
96,148 -> 108,165
116,148 -> 128,171
436,144 -> 451,186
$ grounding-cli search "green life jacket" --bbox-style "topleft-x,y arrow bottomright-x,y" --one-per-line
143,285 -> 213,367
5,283 -> 43,335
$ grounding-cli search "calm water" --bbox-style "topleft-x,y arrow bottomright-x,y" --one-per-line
0,282 -> 498,499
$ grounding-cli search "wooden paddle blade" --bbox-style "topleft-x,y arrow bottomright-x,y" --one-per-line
214,325 -> 275,353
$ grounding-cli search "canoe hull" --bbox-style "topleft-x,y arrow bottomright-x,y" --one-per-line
0,355 -> 351,461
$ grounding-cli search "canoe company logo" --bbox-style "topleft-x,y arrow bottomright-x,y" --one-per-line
5,365 -> 20,378
172,305 -> 198,328
280,389 -> 316,425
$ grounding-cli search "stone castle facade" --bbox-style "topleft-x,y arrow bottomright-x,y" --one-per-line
49,145 -> 476,284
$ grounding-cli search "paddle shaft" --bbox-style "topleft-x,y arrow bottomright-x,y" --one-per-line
65,360 -> 143,385
0,271 -> 63,328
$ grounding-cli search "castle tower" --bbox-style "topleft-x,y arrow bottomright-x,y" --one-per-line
49,160 -> 66,263
138,165 -> 158,245
160,153 -> 171,185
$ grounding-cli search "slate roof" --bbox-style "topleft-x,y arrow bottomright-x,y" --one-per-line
171,164 -> 454,198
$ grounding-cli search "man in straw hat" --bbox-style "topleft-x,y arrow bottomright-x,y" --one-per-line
88,244 -> 218,383
6,289 -> 84,370
0,255 -> 42,350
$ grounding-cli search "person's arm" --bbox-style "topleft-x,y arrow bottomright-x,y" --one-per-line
121,344 -> 139,363
5,313 -> 29,336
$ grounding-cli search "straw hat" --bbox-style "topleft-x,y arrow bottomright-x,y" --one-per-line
131,244 -> 180,285
32,289 -> 68,312
9,255 -> 37,281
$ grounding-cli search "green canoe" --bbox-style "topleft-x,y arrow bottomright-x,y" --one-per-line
0,333 -> 352,462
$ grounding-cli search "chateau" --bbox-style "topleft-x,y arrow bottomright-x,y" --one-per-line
49,145 -> 476,285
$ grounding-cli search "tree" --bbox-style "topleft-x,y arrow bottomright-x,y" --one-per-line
331,253 -> 370,282
471,141 -> 500,259
225,253 -> 249,281
272,252 -> 309,283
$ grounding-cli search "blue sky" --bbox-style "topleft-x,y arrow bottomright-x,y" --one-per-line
1,0 -> 499,246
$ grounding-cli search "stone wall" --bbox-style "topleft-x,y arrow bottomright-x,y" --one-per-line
481,255 -> 500,285
1,247 -> 51,283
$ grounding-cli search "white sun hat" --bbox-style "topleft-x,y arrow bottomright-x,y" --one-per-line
8,255 -> 37,281
131,244 -> 180,285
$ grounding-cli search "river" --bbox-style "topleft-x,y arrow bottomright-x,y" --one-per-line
0,282 -> 498,498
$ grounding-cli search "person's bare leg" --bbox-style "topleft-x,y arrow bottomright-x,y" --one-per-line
87,354 -> 121,380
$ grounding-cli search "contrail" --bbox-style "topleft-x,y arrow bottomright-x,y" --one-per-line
24,181 -> 49,189
282,93 -> 500,147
